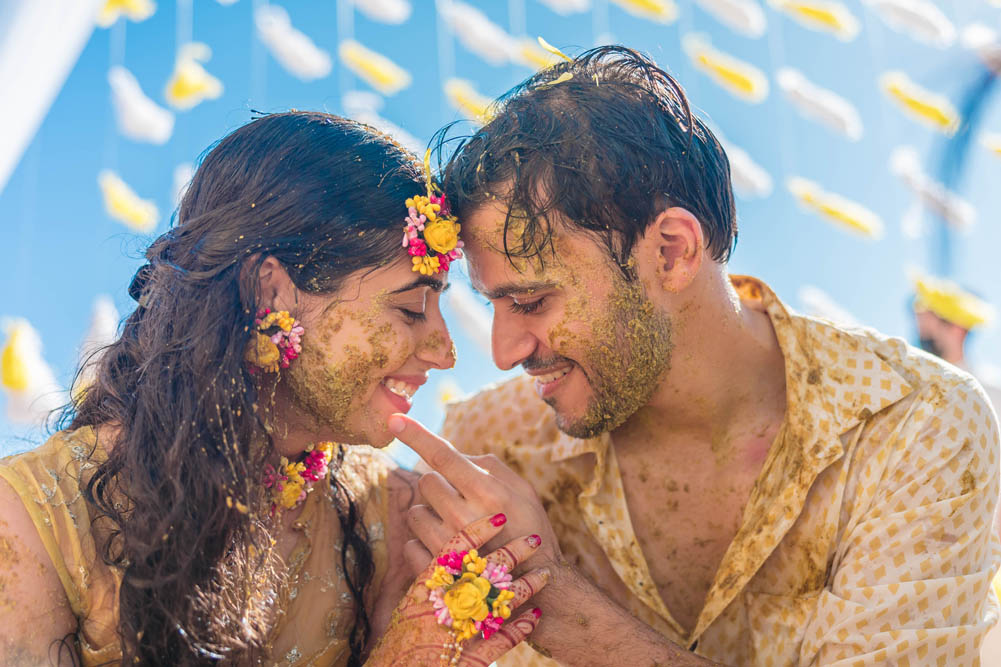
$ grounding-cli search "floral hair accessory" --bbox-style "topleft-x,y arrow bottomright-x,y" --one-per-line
403,149 -> 463,276
262,442 -> 335,515
424,548 -> 515,644
244,308 -> 304,373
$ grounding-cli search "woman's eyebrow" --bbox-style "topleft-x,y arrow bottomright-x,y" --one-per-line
390,276 -> 449,294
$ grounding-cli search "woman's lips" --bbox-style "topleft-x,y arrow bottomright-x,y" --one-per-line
379,375 -> 426,412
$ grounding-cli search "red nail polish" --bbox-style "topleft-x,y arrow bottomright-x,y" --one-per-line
527,534 -> 541,548
532,608 -> 542,619
490,513 -> 507,527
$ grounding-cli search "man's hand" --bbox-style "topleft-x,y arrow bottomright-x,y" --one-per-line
387,414 -> 562,575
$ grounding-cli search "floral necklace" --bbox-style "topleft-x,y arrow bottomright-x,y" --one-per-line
262,442 -> 336,515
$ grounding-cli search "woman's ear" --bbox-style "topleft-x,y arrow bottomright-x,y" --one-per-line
641,206 -> 705,293
256,256 -> 296,309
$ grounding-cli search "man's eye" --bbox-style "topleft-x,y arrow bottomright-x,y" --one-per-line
510,297 -> 545,315
399,308 -> 427,323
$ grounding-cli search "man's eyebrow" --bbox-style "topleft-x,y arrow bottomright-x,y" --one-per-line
389,276 -> 449,294
479,281 -> 558,300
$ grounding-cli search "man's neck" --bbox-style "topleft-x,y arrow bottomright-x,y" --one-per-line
613,273 -> 787,456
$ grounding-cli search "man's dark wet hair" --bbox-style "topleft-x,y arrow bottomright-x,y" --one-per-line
436,44 -> 738,278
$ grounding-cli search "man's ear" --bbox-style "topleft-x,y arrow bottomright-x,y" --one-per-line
642,206 -> 705,292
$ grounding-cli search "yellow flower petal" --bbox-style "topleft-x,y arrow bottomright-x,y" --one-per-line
787,177 -> 883,239
880,71 -> 959,135
610,0 -> 678,24
165,43 -> 223,111
97,0 -> 156,28
444,78 -> 495,125
98,170 -> 159,232
682,34 -> 769,104
339,39 -> 412,95
768,0 -> 859,40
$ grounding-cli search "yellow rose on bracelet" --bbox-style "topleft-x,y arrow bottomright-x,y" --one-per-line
443,572 -> 492,623
422,219 -> 461,254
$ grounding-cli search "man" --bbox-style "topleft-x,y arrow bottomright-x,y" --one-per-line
393,46 -> 1001,665
912,273 -> 1001,413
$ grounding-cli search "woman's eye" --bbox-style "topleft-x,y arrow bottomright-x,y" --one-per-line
399,308 -> 427,323
510,297 -> 546,315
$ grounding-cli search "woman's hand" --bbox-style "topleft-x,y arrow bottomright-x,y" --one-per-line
366,513 -> 549,666
387,414 -> 563,574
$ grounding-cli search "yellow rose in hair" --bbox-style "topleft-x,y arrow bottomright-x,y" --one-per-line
422,219 -> 460,255
443,572 -> 491,623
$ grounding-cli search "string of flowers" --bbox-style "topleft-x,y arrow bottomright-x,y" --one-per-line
262,442 -> 335,515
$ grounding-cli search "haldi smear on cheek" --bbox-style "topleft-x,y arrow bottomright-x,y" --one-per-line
545,250 -> 674,439
285,299 -> 402,441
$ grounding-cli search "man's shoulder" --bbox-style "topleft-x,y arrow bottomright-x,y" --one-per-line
794,310 -> 982,402
441,374 -> 560,456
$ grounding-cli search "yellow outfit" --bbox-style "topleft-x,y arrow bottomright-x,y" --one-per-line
0,426 -> 392,666
442,276 -> 1001,666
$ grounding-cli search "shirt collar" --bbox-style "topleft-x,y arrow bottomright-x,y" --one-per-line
548,275 -> 914,465
732,275 -> 914,453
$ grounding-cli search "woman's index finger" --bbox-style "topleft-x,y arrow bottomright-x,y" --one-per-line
388,414 -> 483,492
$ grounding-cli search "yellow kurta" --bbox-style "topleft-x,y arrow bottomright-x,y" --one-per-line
441,276 -> 1001,666
0,426 -> 392,666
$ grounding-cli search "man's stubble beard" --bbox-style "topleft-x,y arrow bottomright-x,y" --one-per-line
550,279 -> 674,440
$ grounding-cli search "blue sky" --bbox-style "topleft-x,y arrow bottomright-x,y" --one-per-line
2,0 -> 1000,460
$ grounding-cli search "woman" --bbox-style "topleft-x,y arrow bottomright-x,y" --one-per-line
0,112 -> 545,665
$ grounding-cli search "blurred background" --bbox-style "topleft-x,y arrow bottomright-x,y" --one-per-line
2,0 -> 1000,466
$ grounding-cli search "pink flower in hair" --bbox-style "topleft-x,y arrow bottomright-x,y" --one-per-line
430,193 -> 451,218
408,238 -> 428,257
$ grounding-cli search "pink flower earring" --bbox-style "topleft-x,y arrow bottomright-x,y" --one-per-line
244,308 -> 304,373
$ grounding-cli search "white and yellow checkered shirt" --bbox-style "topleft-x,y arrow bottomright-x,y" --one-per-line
442,276 -> 1001,666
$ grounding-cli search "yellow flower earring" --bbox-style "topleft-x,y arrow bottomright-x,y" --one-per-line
244,308 -> 305,373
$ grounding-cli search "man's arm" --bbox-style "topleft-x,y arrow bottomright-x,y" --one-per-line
0,478 -> 78,666
800,379 -> 1001,664
389,414 -> 721,666
526,560 -> 721,666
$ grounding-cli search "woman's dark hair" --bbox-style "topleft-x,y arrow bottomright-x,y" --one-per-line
60,112 -> 423,665
437,45 -> 737,278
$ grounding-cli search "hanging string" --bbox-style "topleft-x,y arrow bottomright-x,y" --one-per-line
508,0 -> 526,37
435,0 -> 457,121
251,0 -> 269,110
176,0 -> 193,54
336,0 -> 355,106
763,0 -> 795,188
592,0 -> 611,46
103,19 -> 127,172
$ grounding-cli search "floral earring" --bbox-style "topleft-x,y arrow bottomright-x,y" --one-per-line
244,308 -> 304,373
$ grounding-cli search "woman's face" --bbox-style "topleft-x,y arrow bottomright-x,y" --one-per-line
275,257 -> 455,448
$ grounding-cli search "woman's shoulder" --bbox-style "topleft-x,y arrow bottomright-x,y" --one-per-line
0,425 -> 104,476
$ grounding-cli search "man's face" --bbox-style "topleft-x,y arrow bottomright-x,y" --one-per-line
464,202 -> 673,438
